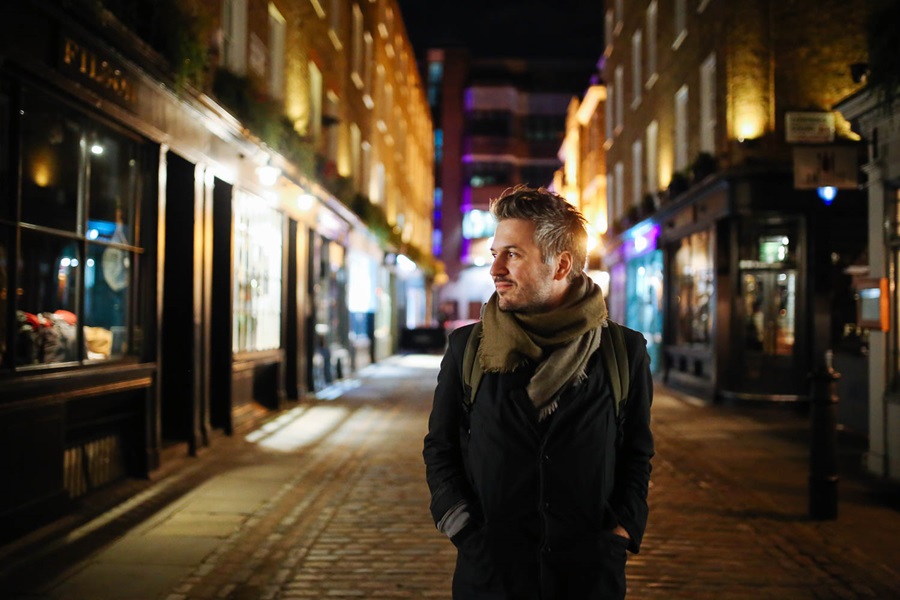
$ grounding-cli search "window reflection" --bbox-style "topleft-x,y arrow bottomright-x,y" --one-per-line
21,93 -> 82,233
88,131 -> 136,245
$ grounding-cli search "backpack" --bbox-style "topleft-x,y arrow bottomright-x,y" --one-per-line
461,320 -> 631,419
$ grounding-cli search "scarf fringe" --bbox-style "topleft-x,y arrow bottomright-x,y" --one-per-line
537,398 -> 559,422
535,370 -> 589,422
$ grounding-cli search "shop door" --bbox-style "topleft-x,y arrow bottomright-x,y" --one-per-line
738,269 -> 799,394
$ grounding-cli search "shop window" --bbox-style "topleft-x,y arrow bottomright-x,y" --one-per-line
673,230 -> 713,345
738,219 -> 800,356
625,249 -> 663,371
13,88 -> 143,368
233,190 -> 283,353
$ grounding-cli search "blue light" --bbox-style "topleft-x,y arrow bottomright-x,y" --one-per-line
817,186 -> 837,205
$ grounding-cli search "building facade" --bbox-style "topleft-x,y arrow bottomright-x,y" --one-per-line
837,79 -> 900,479
598,0 -> 869,403
426,49 -> 587,322
0,0 -> 432,540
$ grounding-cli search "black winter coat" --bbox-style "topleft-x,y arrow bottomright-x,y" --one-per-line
423,323 -> 654,599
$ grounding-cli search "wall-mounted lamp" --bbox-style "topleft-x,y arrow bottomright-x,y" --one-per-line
396,254 -> 417,273
256,164 -> 281,187
297,193 -> 316,211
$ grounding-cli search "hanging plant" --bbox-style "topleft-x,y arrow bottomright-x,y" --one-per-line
101,0 -> 211,88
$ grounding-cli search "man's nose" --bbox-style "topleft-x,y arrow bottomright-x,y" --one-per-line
490,256 -> 506,276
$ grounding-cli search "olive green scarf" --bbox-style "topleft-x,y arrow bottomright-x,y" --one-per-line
479,274 -> 609,420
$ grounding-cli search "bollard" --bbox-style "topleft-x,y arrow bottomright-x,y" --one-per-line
809,349 -> 840,520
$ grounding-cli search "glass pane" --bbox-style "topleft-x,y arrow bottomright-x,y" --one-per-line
233,191 -> 282,352
87,126 -> 137,245
17,230 -> 81,365
84,242 -> 130,360
21,91 -> 83,232
759,235 -> 789,264
742,271 -> 796,356
774,271 -> 796,355
742,273 -> 765,351
625,249 -> 664,371
673,230 -> 713,345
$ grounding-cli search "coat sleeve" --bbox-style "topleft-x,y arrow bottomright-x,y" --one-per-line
609,330 -> 655,553
423,326 -> 477,528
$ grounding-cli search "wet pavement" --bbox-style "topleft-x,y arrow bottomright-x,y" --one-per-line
1,353 -> 899,599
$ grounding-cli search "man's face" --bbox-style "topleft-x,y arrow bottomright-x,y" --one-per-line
490,218 -> 560,313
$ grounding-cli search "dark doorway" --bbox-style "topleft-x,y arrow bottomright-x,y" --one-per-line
159,153 -> 197,446
210,178 -> 234,432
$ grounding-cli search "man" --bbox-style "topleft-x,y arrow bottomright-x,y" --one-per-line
423,186 -> 654,599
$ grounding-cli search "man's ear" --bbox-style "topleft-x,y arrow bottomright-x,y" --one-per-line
554,251 -> 574,281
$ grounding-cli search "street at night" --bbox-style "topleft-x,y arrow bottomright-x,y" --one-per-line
2,354 -> 898,599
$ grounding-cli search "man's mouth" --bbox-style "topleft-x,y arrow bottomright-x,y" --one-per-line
494,279 -> 513,292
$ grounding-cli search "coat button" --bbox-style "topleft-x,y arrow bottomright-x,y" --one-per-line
543,501 -> 551,509
542,454 -> 551,463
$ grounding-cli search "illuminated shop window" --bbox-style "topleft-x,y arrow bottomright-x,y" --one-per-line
233,190 -> 283,352
673,229 -> 714,346
12,88 -> 142,368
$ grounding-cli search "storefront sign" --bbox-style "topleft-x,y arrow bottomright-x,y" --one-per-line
623,223 -> 660,262
792,145 -> 858,189
60,36 -> 136,106
785,112 -> 835,144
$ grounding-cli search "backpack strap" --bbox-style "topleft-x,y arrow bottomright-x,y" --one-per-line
461,321 -> 483,407
601,320 -> 630,418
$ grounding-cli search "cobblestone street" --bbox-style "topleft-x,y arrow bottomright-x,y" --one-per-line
2,354 -> 899,599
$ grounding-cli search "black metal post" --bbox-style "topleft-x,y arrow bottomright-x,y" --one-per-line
809,349 -> 840,520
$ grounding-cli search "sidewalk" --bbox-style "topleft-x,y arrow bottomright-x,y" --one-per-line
1,354 -> 898,599
633,389 -> 900,599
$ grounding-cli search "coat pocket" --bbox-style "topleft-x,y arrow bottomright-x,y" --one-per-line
451,522 -> 501,589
